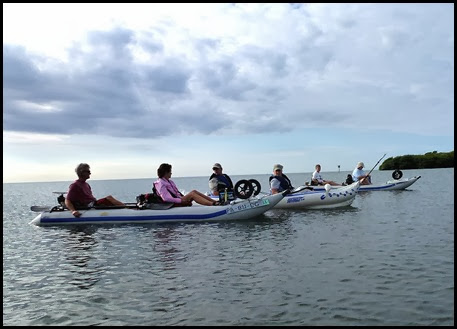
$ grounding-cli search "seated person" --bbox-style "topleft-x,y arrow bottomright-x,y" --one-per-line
352,162 -> 372,185
154,163 -> 220,206
311,164 -> 339,186
269,164 -> 293,194
208,163 -> 234,196
65,163 -> 125,217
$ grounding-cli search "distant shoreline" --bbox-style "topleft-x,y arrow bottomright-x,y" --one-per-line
379,151 -> 454,170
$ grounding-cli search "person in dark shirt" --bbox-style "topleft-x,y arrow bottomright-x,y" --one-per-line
269,164 -> 293,194
208,163 -> 234,196
65,163 -> 124,217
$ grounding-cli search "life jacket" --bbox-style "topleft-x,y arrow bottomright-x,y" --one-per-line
209,173 -> 233,191
269,174 -> 293,191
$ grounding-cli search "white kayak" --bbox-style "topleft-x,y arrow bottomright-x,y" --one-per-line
310,175 -> 421,192
211,181 -> 360,210
272,181 -> 360,209
30,192 -> 287,226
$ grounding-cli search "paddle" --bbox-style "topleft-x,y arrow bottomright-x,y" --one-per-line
30,192 -> 68,211
361,153 -> 387,184
257,185 -> 314,196
31,203 -> 170,212
31,206 -> 53,212
290,185 -> 314,193
30,205 -> 91,212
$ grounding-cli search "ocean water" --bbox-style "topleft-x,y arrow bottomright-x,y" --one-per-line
3,168 -> 454,326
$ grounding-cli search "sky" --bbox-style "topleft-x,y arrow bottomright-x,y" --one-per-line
3,3 -> 454,183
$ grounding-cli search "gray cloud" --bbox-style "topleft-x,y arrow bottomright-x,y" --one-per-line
3,27 -> 196,137
3,4 -> 454,140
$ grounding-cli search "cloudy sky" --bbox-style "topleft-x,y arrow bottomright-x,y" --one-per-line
3,3 -> 454,183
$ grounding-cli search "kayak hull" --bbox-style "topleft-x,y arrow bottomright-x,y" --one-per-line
310,176 -> 421,192
30,193 -> 285,226
273,181 -> 360,209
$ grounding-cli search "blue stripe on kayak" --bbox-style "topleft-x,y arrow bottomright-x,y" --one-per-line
291,189 -> 357,196
313,181 -> 416,191
40,209 -> 229,224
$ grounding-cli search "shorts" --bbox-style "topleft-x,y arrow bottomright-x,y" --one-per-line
95,198 -> 113,206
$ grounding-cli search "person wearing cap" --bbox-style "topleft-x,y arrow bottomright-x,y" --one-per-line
352,161 -> 372,185
269,164 -> 294,194
208,163 -> 234,196
311,164 -> 339,186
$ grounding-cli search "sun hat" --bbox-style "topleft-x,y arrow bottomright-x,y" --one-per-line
357,162 -> 364,168
273,164 -> 283,171
212,163 -> 222,170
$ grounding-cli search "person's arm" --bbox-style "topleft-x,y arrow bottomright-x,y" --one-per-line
226,175 -> 234,189
311,172 -> 321,184
65,183 -> 83,217
65,199 -> 81,217
357,174 -> 370,181
270,178 -> 280,194
358,170 -> 370,179
352,169 -> 361,181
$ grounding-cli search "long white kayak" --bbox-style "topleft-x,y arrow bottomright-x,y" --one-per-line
30,192 -> 287,226
211,181 -> 360,210
272,181 -> 360,209
310,175 -> 421,192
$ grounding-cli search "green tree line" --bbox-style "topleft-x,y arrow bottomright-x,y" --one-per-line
379,151 -> 454,170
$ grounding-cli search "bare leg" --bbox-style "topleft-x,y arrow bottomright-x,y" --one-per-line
182,190 -> 215,206
105,195 -> 125,206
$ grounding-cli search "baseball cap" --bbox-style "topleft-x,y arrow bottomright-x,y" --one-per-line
357,162 -> 364,168
273,164 -> 283,171
212,163 -> 222,170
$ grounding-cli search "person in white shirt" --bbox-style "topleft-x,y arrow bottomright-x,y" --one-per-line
352,162 -> 372,185
311,164 -> 339,186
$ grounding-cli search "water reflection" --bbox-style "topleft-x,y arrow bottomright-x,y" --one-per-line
153,226 -> 181,271
62,226 -> 104,290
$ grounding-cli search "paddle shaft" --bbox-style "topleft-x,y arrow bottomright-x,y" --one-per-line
257,184 -> 314,196
361,153 -> 387,183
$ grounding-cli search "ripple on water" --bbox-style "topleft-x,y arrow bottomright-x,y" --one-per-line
3,171 -> 454,325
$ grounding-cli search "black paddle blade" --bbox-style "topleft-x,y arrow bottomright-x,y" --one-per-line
30,206 -> 52,212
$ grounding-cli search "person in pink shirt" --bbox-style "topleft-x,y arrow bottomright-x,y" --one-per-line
65,163 -> 124,217
154,163 -> 219,206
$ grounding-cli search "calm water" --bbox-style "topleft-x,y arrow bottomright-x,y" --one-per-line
3,169 -> 454,326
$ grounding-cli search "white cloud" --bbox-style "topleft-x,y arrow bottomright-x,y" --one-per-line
3,3 -> 454,183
